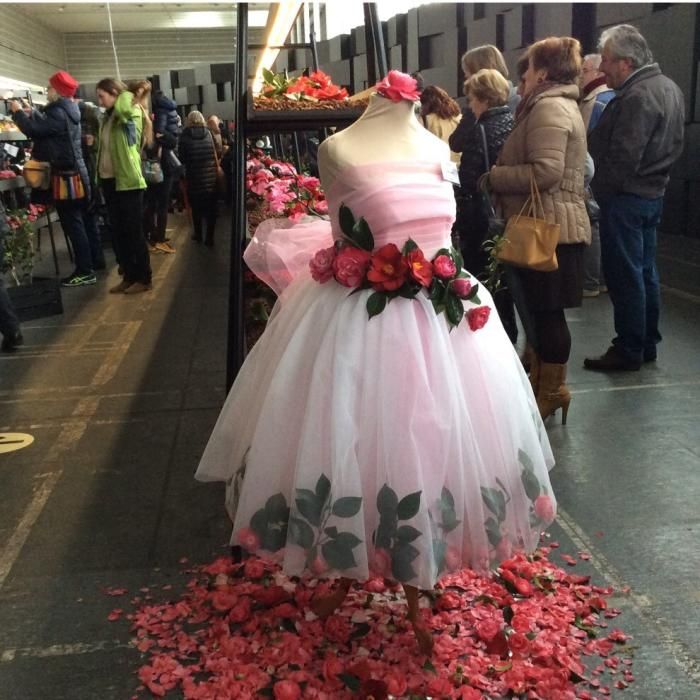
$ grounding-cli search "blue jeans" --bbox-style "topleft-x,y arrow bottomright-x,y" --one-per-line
54,199 -> 94,275
599,193 -> 663,362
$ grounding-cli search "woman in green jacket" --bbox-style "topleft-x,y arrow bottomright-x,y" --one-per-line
96,78 -> 152,294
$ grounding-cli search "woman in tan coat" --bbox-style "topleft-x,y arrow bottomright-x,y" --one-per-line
488,37 -> 591,423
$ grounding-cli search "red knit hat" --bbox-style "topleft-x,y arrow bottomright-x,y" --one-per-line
49,71 -> 79,98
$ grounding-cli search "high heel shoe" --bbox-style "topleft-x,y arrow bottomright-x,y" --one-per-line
536,362 -> 571,425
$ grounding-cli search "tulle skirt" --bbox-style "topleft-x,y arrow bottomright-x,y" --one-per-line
196,262 -> 555,591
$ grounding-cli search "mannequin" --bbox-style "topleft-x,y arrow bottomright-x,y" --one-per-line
318,92 -> 450,191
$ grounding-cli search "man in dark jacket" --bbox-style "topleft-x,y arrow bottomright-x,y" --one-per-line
11,71 -> 99,287
0,200 -> 23,352
585,25 -> 684,372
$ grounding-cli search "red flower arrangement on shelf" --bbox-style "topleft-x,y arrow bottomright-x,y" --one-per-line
255,69 -> 352,112
106,542 -> 634,699
246,153 -> 327,223
309,204 -> 490,330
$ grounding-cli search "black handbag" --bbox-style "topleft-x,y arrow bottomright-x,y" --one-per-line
162,148 -> 183,176
478,124 -> 506,237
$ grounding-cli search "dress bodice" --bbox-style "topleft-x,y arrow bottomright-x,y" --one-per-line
326,160 -> 456,259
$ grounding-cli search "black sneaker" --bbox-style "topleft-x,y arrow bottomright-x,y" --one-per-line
1,330 -> 23,353
61,272 -> 97,287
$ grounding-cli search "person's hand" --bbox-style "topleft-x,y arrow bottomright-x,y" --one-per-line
9,100 -> 22,114
155,132 -> 163,138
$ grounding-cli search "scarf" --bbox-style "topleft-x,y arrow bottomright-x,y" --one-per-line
514,81 -> 560,123
583,75 -> 608,98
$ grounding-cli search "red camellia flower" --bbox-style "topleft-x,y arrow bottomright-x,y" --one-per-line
513,577 -> 534,597
367,243 -> 409,291
236,527 -> 260,551
534,494 -> 555,522
467,305 -> 491,331
508,632 -> 531,656
433,254 -> 457,280
324,615 -> 352,644
309,246 -> 336,283
243,558 -> 266,579
273,679 -> 302,700
436,591 -> 461,611
511,614 -> 533,634
451,277 -> 473,299
332,246 -> 371,287
406,249 -> 433,287
360,679 -> 389,700
375,70 -> 421,102
475,618 -> 501,641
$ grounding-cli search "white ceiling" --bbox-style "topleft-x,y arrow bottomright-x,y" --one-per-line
9,2 -> 270,33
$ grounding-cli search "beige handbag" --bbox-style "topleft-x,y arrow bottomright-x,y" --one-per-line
497,174 -> 559,272
23,159 -> 51,190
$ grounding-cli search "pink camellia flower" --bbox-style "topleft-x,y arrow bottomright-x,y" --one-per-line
436,591 -> 461,611
475,618 -> 501,642
534,494 -> 555,522
457,687 -> 484,700
210,588 -> 237,612
375,70 -> 421,102
508,632 -> 531,656
322,654 -> 344,686
324,615 -> 352,644
467,305 -> 491,331
385,671 -> 408,697
313,199 -> 328,215
332,246 -> 371,287
451,277 -> 473,299
426,676 -> 453,697
510,614 -> 533,634
229,597 -> 252,623
309,246 -> 336,283
236,527 -> 260,551
273,679 -> 302,700
243,558 -> 266,579
513,577 -> 534,597
433,254 -> 457,280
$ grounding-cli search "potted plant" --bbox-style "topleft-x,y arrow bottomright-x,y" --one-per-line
2,203 -> 63,320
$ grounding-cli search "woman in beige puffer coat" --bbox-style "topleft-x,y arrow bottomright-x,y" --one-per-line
488,36 -> 591,424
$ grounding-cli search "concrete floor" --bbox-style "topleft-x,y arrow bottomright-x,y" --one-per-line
0,216 -> 699,699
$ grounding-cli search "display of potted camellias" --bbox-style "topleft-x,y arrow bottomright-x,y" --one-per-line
2,203 -> 63,320
254,69 -> 356,113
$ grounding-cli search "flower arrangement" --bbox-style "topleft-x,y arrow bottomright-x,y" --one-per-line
1,203 -> 45,285
246,154 -> 327,223
255,69 -> 352,112
309,204 -> 490,331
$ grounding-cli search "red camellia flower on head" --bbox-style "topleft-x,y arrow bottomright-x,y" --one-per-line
367,243 -> 409,291
375,70 -> 421,102
534,494 -> 555,522
406,249 -> 433,287
309,246 -> 336,283
467,305 -> 491,331
332,246 -> 371,287
451,277 -> 473,299
433,254 -> 457,280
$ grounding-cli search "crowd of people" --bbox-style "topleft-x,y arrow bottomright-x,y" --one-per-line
419,23 -> 684,421
0,72 -> 226,308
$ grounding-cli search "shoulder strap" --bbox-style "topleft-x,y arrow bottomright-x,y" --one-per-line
478,123 -> 490,172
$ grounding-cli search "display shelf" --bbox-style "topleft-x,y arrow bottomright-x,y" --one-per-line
0,176 -> 26,192
0,131 -> 27,141
247,97 -> 363,133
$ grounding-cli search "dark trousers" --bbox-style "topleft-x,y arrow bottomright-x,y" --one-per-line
190,191 -> 218,243
54,199 -> 95,275
455,193 -> 518,344
599,193 -> 663,362
102,179 -> 151,285
83,206 -> 105,268
0,241 -> 20,338
143,175 -> 173,243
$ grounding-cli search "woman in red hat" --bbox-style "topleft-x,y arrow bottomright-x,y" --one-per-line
10,71 -> 99,287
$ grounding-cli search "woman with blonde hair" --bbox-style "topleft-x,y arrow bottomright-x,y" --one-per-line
126,79 -> 154,149
487,37 -> 591,423
206,114 -> 224,161
419,85 -> 461,163
96,77 -> 151,293
179,110 -> 218,246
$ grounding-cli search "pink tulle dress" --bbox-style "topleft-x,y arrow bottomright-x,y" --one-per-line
195,160 -> 555,590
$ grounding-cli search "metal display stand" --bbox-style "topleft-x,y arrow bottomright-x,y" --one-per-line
227,2 -> 387,388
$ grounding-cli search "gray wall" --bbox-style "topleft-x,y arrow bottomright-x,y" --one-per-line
64,29 -> 236,84
0,5 -> 66,87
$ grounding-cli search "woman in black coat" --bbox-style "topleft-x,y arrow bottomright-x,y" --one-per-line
454,69 -> 517,343
179,110 -> 218,246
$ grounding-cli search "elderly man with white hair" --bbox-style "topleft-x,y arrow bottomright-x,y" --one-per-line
580,53 -> 615,133
584,24 -> 685,372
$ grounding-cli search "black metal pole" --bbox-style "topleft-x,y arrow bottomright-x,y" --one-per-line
363,3 -> 388,82
363,4 -> 377,86
227,3 -> 248,389
308,2 -> 319,71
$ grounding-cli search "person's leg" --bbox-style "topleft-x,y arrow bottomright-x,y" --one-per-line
54,199 -> 95,281
119,189 -> 151,287
190,196 -> 203,241
642,198 -> 664,361
142,184 -> 157,245
532,308 -> 571,423
101,179 -> 123,271
583,219 -> 601,295
205,191 -> 218,246
493,287 -> 518,344
599,194 -> 647,364
153,175 -> 173,244
83,203 -> 105,269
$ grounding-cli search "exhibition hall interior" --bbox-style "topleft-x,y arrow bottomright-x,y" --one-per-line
1,2 -> 699,698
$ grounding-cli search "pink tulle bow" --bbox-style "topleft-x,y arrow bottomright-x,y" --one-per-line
375,70 -> 421,103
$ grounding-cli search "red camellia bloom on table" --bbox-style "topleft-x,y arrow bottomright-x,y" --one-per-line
513,577 -> 534,597
406,249 -> 433,287
309,246 -> 336,283
385,670 -> 408,697
375,70 -> 421,102
236,527 -> 260,551
367,243 -> 409,291
508,632 -> 531,656
322,654 -> 344,686
332,246 -> 371,287
451,277 -> 473,299
534,494 -> 555,522
511,614 -> 533,634
467,306 -> 491,331
433,254 -> 457,280
324,615 -> 352,644
475,618 -> 501,641
243,558 -> 266,579
273,679 -> 302,700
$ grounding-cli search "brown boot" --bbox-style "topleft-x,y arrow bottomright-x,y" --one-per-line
522,344 -> 539,393
109,280 -> 132,294
537,362 -> 571,425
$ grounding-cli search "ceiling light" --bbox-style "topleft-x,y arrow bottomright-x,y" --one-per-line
252,1 -> 302,94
